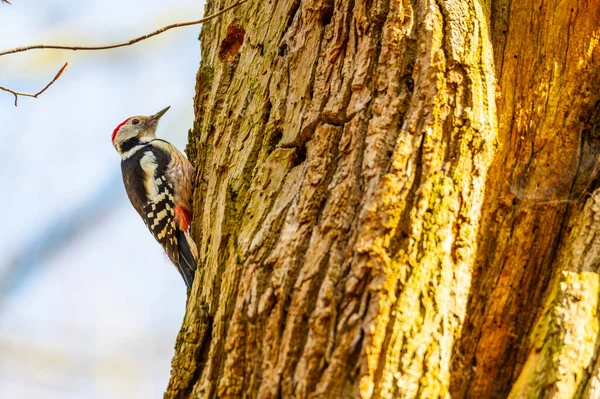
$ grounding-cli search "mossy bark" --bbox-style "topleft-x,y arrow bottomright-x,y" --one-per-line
164,0 -> 600,398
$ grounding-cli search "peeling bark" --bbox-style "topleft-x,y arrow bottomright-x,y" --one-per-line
165,0 -> 600,397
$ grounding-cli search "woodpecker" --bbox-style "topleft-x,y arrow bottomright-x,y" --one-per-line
111,106 -> 197,289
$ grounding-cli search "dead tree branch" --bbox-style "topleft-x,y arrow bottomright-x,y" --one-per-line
0,0 -> 248,56
0,63 -> 68,106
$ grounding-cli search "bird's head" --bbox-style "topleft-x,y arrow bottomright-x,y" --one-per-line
112,106 -> 170,155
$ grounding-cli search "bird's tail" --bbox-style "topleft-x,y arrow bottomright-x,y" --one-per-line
176,230 -> 198,290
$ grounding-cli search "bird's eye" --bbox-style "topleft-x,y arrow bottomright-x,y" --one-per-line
131,119 -> 140,125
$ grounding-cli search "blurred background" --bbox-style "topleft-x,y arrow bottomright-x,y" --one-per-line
0,0 -> 205,397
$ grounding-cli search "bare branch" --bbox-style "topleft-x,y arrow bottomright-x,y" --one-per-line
0,0 -> 248,57
0,63 -> 68,106
0,1 -> 246,106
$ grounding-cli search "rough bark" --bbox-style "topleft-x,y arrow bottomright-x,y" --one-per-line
164,0 -> 600,398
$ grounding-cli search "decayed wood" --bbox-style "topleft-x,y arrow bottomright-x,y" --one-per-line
451,0 -> 600,396
164,0 -> 600,397
508,192 -> 600,398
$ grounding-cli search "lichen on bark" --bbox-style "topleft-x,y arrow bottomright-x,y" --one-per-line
164,0 -> 600,397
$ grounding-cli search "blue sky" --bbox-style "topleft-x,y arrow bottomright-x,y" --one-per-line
0,1 -> 205,397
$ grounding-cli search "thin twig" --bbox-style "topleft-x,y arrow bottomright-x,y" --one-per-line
0,62 -> 68,106
0,0 -> 248,57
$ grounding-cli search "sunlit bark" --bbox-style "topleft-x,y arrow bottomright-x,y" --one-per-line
165,0 -> 600,398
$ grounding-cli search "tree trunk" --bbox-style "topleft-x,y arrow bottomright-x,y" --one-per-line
164,0 -> 600,397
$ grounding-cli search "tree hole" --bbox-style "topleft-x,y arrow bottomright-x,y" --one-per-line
291,143 -> 307,167
219,22 -> 246,62
267,129 -> 283,155
279,43 -> 288,57
320,4 -> 334,26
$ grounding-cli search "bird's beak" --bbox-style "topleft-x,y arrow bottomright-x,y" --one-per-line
150,106 -> 170,122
